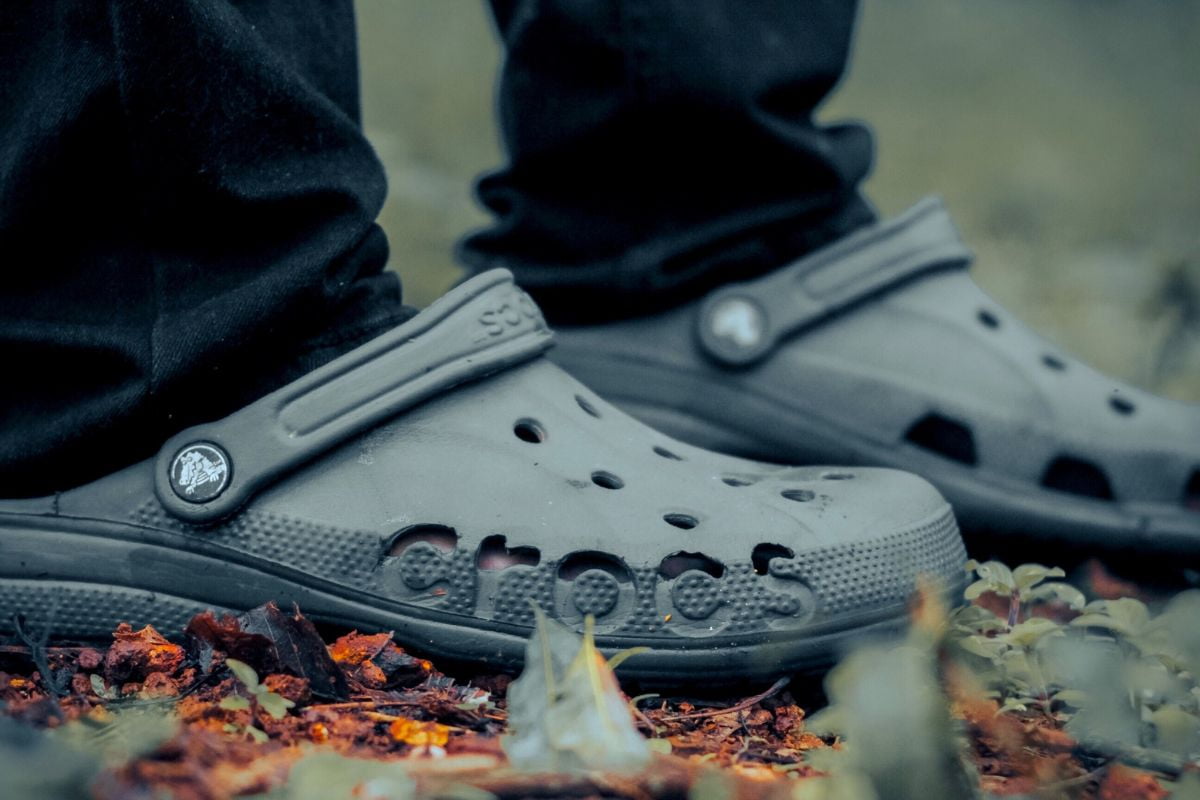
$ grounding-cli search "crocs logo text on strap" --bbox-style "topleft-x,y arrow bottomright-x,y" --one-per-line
473,289 -> 546,343
168,443 -> 231,503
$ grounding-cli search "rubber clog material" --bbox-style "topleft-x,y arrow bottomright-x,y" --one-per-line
549,199 -> 1200,555
0,270 -> 964,685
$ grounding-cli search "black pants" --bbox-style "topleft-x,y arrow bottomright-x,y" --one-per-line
0,0 -> 872,497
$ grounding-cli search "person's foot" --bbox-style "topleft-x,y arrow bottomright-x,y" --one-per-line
548,198 -> 1200,559
0,270 -> 964,685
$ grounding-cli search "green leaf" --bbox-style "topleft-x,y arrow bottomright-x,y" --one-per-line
1071,598 -> 1151,639
996,698 -> 1029,715
955,634 -> 1008,660
963,579 -> 995,601
1025,581 -> 1086,610
1076,598 -> 1150,637
219,695 -> 251,712
647,738 -> 672,755
999,649 -> 1035,684
1007,617 -> 1063,648
950,604 -> 1006,634
257,692 -> 295,721
1013,564 -> 1065,593
246,725 -> 269,745
1148,706 -> 1200,757
225,658 -> 261,692
972,561 -> 1015,593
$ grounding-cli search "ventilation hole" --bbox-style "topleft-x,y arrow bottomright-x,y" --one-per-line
1041,456 -> 1115,501
558,551 -> 630,581
1185,470 -> 1200,512
781,489 -> 815,502
821,471 -> 855,481
591,470 -> 624,490
663,513 -> 699,530
977,309 -> 1001,329
653,445 -> 684,461
904,412 -> 979,465
513,418 -> 545,443
751,543 -> 795,576
387,524 -> 457,558
476,534 -> 540,570
1109,395 -> 1136,416
575,394 -> 601,418
1042,354 -> 1067,371
659,552 -> 725,579
722,475 -> 758,487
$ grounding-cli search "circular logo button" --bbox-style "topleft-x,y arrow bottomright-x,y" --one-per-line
708,296 -> 765,350
169,443 -> 231,503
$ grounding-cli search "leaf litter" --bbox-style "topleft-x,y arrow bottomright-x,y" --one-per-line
0,560 -> 1197,799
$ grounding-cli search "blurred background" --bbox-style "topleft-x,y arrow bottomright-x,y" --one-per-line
355,0 -> 1199,402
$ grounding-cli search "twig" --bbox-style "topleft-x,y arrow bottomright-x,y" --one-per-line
12,612 -> 69,705
631,705 -> 657,733
657,676 -> 789,723
307,700 -> 377,712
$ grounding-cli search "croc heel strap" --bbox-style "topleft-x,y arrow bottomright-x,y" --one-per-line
696,196 -> 973,366
155,270 -> 554,523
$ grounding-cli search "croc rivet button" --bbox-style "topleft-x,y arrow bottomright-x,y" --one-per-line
168,442 -> 232,503
698,293 -> 772,366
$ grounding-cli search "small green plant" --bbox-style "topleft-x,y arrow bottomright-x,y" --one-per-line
952,561 -> 1088,713
963,560 -> 1085,626
219,658 -> 295,743
952,561 -> 1200,773
223,658 -> 295,720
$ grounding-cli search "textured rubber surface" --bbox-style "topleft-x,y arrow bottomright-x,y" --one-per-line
549,200 -> 1200,553
0,270 -> 967,684
0,579 -> 218,640
0,515 -> 963,683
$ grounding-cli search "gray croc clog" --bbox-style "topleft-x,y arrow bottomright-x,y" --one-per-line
0,270 -> 963,684
549,199 -> 1200,557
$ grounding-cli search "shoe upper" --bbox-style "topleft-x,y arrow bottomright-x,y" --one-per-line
550,199 -> 1200,546
0,270 -> 964,662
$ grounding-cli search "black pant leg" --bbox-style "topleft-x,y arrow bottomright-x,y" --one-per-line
462,0 -> 876,323
0,1 -> 406,497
